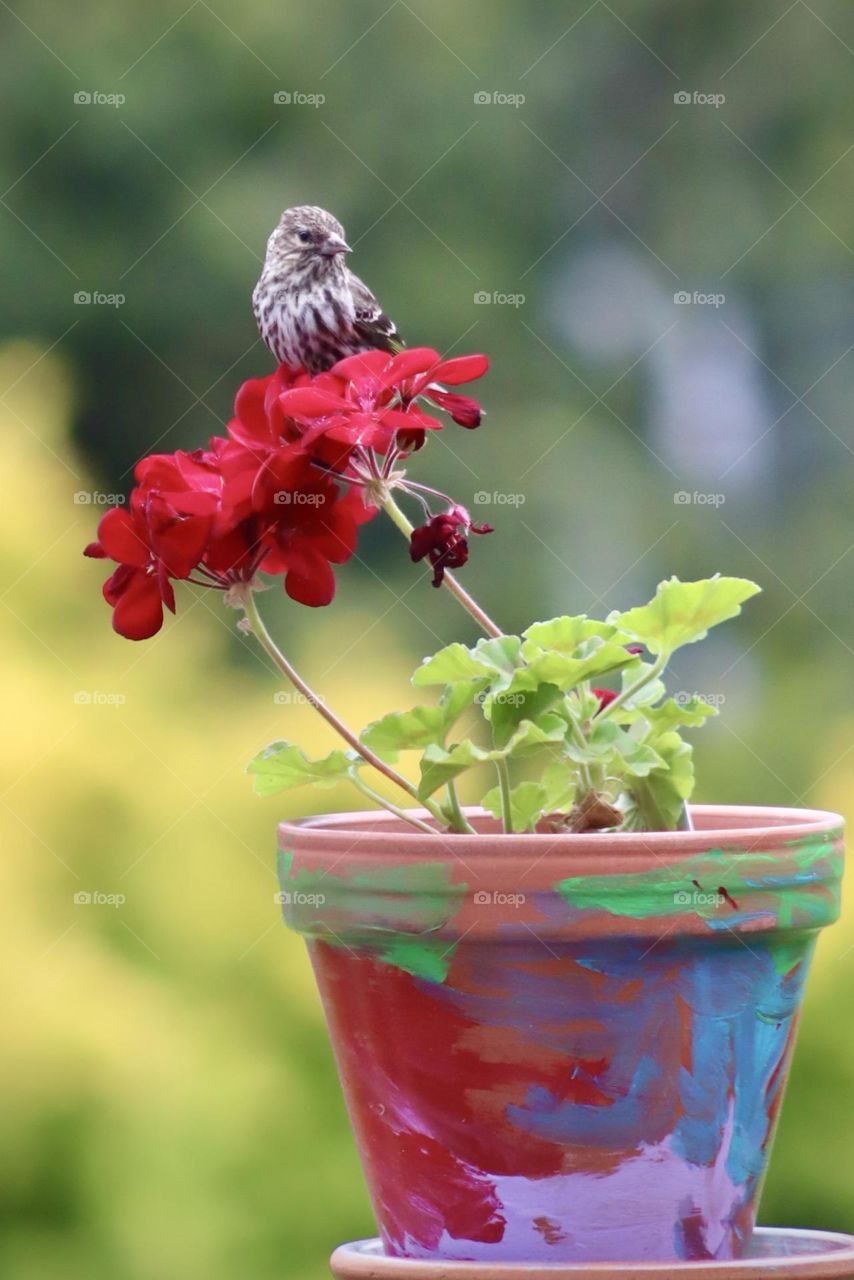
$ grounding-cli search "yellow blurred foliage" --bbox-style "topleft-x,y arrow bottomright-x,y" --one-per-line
0,341 -> 412,1280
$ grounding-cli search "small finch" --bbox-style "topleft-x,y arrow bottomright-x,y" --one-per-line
252,205 -> 403,374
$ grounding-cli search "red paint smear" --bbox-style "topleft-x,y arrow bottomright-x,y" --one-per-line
309,940 -> 690,1251
677,1202 -> 714,1261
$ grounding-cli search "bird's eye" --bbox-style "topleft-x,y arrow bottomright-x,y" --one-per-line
297,229 -> 312,244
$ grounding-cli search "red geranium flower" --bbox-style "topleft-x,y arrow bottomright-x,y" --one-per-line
251,444 -> 375,605
410,505 -> 493,588
84,488 -> 215,639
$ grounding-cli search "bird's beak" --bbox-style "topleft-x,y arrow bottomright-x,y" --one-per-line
321,233 -> 351,256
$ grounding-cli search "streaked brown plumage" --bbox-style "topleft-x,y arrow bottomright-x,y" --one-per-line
252,205 -> 403,373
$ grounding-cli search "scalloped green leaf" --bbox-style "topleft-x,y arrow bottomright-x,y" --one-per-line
361,683 -> 475,761
248,742 -> 359,796
645,696 -> 718,732
411,642 -> 496,687
609,576 -> 760,657
524,641 -> 637,692
522,615 -> 624,656
417,716 -> 566,799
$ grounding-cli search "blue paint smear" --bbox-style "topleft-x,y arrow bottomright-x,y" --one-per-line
507,1055 -> 662,1146
670,957 -> 731,1167
703,912 -> 773,930
417,933 -> 815,1187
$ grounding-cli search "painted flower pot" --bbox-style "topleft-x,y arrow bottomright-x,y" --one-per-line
277,805 -> 844,1266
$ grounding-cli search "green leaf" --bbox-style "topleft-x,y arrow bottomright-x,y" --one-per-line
360,683 -> 474,761
412,642 -> 495,687
471,635 -> 523,688
609,576 -> 761,657
417,716 -> 565,800
485,682 -> 563,747
412,635 -> 523,690
248,742 -> 359,797
504,714 -> 567,755
417,739 -> 498,799
523,641 -> 637,692
522,615 -> 622,655
645,696 -> 718,732
623,733 -> 695,830
482,781 -> 548,832
540,760 -> 577,811
609,728 -> 666,777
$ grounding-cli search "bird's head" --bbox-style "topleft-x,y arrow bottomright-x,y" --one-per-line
266,206 -> 351,272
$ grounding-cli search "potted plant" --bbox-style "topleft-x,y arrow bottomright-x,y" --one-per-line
84,286 -> 847,1276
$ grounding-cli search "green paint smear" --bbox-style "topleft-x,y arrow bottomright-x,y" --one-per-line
555,837 -> 842,929
277,848 -> 466,982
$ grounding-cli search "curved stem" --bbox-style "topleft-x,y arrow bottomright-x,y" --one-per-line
351,776 -> 437,835
241,590 -> 448,827
381,490 -> 503,638
596,654 -> 668,721
445,780 -> 475,834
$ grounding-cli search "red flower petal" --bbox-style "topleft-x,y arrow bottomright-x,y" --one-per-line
109,567 -> 165,640
432,354 -> 489,385
97,507 -> 150,567
284,549 -> 336,606
277,387 -> 351,418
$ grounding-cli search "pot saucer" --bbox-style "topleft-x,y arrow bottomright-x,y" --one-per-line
330,1229 -> 854,1280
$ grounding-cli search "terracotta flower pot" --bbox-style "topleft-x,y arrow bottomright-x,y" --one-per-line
278,805 -> 844,1266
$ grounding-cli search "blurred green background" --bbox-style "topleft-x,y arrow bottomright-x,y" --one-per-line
2,1 -> 853,1276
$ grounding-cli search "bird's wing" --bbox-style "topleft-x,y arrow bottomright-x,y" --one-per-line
348,271 -> 404,353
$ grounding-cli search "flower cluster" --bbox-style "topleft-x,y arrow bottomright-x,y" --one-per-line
85,348 -> 488,639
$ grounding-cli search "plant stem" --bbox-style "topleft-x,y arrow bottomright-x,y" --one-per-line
241,590 -> 450,829
445,780 -> 475,834
381,490 -> 503,638
560,696 -> 595,792
597,654 -> 668,721
495,759 -> 514,833
351,777 -> 437,835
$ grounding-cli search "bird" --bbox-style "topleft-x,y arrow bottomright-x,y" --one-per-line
252,205 -> 403,374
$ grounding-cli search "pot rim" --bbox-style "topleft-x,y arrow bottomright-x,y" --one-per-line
329,1228 -> 854,1279
279,803 -> 843,859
